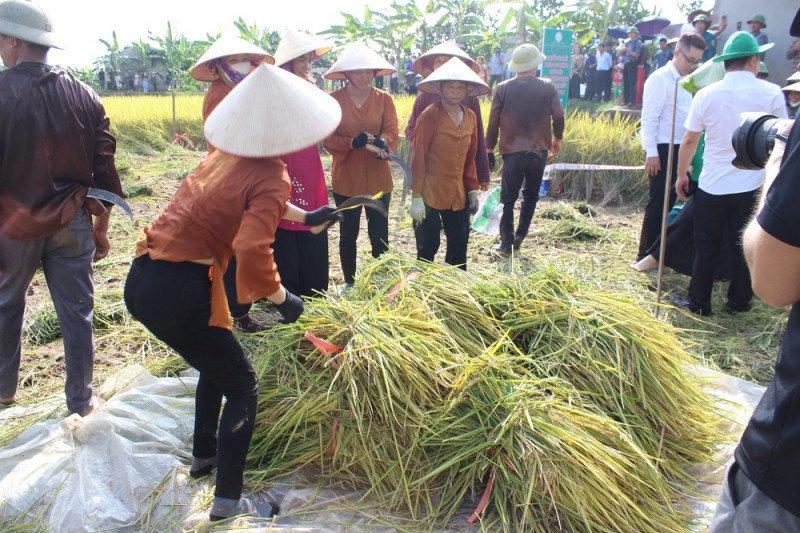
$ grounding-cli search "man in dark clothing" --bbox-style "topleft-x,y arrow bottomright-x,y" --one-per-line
622,27 -> 643,105
583,47 -> 597,101
486,43 -> 564,255
0,0 -> 122,416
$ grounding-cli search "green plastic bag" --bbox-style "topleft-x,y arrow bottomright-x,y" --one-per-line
471,187 -> 502,235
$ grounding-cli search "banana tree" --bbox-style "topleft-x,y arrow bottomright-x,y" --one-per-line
149,22 -> 198,137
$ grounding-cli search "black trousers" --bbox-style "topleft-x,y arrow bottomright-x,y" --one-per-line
688,188 -> 759,314
569,73 -> 582,99
223,256 -> 250,319
414,202 -> 471,270
272,227 -> 329,298
596,70 -> 612,102
584,72 -> 597,101
333,191 -> 391,284
623,62 -> 637,104
637,143 -> 679,260
499,151 -> 547,248
124,255 -> 259,500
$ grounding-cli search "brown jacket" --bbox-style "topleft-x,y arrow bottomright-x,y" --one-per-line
0,62 -> 121,240
202,80 -> 232,152
136,152 -> 289,329
411,103 -> 478,211
323,87 -> 398,197
485,76 -> 565,155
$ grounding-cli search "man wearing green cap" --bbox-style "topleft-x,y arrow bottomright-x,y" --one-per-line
621,26 -> 643,106
692,14 -> 717,63
0,0 -> 122,415
748,15 -> 769,60
673,31 -> 786,317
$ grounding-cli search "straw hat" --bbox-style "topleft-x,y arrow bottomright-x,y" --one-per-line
712,31 -> 773,63
418,56 -> 490,97
190,35 -> 274,82
782,82 -> 800,93
508,43 -> 546,73
273,29 -> 333,67
323,43 -> 396,80
412,41 -> 479,77
204,63 -> 341,157
0,0 -> 62,49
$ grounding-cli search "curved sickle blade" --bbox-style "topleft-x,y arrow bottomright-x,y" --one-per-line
86,188 -> 134,220
310,194 -> 388,235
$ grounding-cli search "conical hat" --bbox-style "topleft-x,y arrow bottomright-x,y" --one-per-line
204,63 -> 341,157
324,43 -> 396,80
418,57 -> 490,97
190,35 -> 274,82
273,29 -> 332,67
413,41 -> 479,77
783,82 -> 800,93
788,71 -> 800,83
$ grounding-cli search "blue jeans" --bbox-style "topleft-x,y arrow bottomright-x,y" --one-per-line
0,209 -> 96,413
124,255 -> 259,500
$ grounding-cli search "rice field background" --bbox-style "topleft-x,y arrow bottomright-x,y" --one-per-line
2,91 -> 789,531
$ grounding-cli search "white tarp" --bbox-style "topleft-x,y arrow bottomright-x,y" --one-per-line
0,364 -> 767,531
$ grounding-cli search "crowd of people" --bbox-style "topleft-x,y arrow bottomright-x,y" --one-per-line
3,0 -> 800,528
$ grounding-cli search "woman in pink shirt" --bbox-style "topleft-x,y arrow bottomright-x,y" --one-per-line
273,30 -> 334,298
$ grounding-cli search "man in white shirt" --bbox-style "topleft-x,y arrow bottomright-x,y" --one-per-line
488,47 -> 504,89
635,33 -> 707,263
674,32 -> 787,316
595,43 -> 613,102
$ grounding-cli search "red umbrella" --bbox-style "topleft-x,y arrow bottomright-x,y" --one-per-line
635,16 -> 672,38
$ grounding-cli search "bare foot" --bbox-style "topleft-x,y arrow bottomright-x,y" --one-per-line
630,255 -> 658,272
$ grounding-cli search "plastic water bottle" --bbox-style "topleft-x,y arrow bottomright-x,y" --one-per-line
538,178 -> 550,198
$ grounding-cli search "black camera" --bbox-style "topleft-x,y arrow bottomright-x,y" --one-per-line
731,113 -> 793,170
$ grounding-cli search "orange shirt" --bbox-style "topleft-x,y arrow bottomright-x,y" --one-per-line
411,103 -> 478,211
323,87 -> 398,197
135,151 -> 289,329
202,80 -> 232,152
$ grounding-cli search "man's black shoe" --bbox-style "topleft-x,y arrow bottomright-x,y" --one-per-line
725,302 -> 753,315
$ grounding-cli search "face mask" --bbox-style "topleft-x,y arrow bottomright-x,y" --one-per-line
230,62 -> 252,75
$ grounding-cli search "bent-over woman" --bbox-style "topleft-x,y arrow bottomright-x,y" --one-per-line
124,65 -> 342,523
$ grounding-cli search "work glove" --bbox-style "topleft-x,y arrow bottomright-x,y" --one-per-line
487,151 -> 496,172
468,190 -> 480,215
410,197 -> 426,224
372,135 -> 388,151
351,132 -> 369,149
275,291 -> 304,324
304,206 -> 342,227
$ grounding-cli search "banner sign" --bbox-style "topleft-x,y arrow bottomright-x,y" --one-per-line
541,28 -> 573,110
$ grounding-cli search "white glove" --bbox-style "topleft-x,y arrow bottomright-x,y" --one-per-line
468,190 -> 479,215
410,197 -> 426,224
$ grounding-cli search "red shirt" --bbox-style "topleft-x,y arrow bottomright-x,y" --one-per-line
278,145 -> 329,231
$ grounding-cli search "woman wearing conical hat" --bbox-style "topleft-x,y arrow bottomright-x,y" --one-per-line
322,43 -> 398,292
409,58 -> 490,271
124,64 -> 343,523
190,34 -> 274,127
272,29 -> 334,299
405,41 -> 491,191
191,35 -> 273,332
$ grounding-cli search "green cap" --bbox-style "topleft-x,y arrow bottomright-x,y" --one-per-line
692,14 -> 710,25
627,26 -> 639,34
712,31 -> 774,63
747,15 -> 766,27
758,61 -> 768,74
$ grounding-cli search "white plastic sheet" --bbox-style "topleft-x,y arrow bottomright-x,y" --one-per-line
0,364 -> 767,531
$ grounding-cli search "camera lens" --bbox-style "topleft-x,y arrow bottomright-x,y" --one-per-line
731,114 -> 781,170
